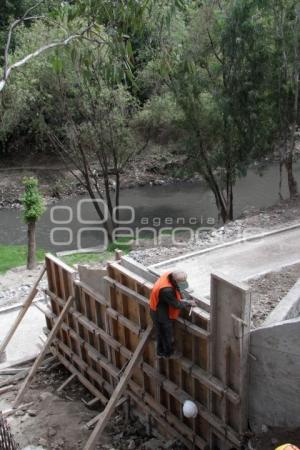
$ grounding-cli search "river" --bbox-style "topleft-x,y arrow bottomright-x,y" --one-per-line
0,161 -> 300,252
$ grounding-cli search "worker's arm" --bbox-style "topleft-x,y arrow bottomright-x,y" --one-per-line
158,287 -> 186,310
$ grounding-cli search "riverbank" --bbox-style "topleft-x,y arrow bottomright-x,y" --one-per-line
1,195 -> 299,312
0,147 -> 197,209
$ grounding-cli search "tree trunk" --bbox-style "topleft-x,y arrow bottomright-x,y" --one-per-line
284,157 -> 298,198
27,220 -> 36,270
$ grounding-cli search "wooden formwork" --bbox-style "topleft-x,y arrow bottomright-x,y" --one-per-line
43,253 -> 251,450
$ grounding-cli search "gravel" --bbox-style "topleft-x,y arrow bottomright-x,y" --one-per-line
249,262 -> 300,328
129,197 -> 300,267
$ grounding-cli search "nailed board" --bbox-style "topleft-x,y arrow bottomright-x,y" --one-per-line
210,272 -> 251,447
44,254 -> 248,450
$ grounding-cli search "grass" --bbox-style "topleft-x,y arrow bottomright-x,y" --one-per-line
61,238 -> 132,267
0,236 -> 138,274
0,245 -> 45,274
61,251 -> 114,266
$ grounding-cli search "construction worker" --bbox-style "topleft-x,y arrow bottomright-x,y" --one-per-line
276,445 -> 299,450
149,270 -> 196,358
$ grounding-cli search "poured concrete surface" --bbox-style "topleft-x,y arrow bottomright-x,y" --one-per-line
0,304 -> 45,368
151,226 -> 300,297
249,317 -> 300,431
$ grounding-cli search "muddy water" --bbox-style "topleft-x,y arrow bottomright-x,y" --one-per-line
0,162 -> 300,252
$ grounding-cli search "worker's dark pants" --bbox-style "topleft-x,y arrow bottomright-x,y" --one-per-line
150,310 -> 174,357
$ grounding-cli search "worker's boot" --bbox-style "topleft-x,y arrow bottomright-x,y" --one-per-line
167,350 -> 182,359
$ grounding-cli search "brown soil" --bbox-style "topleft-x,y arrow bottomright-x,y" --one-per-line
1,365 -> 181,450
249,262 -> 300,328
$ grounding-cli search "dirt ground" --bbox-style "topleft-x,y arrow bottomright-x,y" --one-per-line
1,362 -> 299,450
249,262 -> 300,328
1,364 -> 181,450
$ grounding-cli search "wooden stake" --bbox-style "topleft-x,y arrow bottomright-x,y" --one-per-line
14,295 -> 74,407
85,397 -> 127,429
57,373 -> 77,393
0,265 -> 46,356
83,324 -> 153,450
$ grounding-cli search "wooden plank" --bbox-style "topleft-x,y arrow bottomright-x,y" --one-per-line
105,276 -> 209,339
57,373 -> 77,393
83,324 -> 153,450
210,272 -> 251,438
46,304 -> 240,448
85,397 -> 127,429
0,265 -> 46,356
14,295 -> 74,407
53,349 -> 109,403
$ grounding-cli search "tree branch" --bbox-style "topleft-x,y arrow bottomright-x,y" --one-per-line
1,0 -> 94,94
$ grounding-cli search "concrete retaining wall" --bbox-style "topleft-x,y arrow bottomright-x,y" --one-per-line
249,317 -> 300,431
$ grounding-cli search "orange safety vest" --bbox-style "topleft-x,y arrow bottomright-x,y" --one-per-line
150,271 -> 182,320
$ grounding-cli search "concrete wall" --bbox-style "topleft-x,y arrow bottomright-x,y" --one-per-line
264,278 -> 300,325
249,317 -> 300,431
78,264 -> 107,297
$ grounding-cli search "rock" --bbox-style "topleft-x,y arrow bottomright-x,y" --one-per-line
39,392 -> 55,401
38,438 -> 48,447
15,410 -> 25,417
128,440 -> 136,449
142,438 -> 164,450
48,427 -> 57,437
28,409 -> 38,417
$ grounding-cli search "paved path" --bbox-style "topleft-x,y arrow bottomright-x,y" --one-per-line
0,304 -> 45,368
150,225 -> 300,297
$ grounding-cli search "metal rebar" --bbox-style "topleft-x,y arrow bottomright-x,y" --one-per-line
0,412 -> 19,450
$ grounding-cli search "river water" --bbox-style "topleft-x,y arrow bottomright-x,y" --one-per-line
1,162 -> 300,252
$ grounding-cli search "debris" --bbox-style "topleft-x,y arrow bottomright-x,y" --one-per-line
127,440 -> 136,449
0,385 -> 15,395
142,438 -> 165,450
0,412 -> 19,450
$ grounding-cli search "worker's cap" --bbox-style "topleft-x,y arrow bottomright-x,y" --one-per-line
172,270 -> 189,290
276,445 -> 299,450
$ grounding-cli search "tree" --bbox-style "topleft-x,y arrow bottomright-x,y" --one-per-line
48,49 -> 145,242
143,0 -> 274,223
21,176 -> 45,269
269,0 -> 300,198
0,1 -> 94,93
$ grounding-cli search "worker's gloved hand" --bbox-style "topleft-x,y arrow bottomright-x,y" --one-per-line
181,299 -> 197,307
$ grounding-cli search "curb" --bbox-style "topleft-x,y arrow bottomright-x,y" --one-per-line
149,222 -> 300,270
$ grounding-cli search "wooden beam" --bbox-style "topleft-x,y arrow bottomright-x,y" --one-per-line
14,295 -> 74,407
57,373 -> 77,393
83,324 -> 153,450
85,397 -> 127,429
43,301 -> 241,441
0,264 -> 46,356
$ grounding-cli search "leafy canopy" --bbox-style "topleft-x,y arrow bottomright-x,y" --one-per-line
21,176 -> 45,223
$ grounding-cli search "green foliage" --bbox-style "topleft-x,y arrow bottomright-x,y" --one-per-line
21,176 -> 45,223
0,244 -> 45,273
1,0 -> 300,211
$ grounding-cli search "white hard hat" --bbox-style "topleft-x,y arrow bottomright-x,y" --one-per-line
183,400 -> 198,418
